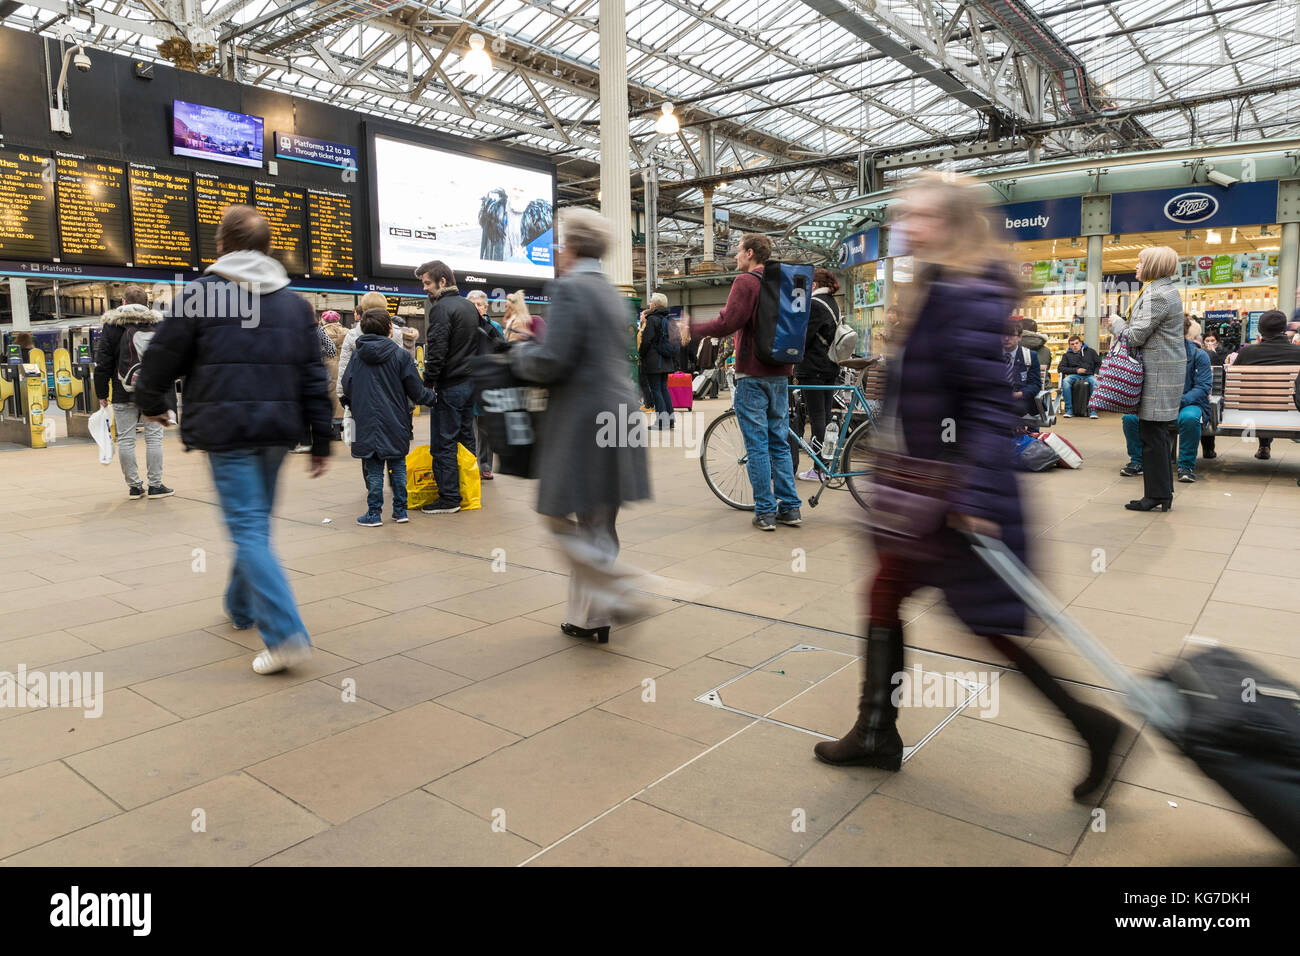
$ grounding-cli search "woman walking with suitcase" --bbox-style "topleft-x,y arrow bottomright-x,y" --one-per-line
815,173 -> 1124,801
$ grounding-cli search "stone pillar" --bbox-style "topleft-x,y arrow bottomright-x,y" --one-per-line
9,278 -> 31,331
599,0 -> 634,294
700,127 -> 716,269
1085,233 -> 1102,350
1279,221 -> 1300,318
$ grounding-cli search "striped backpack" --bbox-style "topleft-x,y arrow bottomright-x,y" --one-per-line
1088,329 -> 1144,413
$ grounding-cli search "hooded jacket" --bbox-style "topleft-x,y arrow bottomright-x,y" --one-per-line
337,322 -> 410,397
94,303 -> 165,403
1019,330 -> 1051,371
638,308 -> 676,375
340,333 -> 435,460
796,289 -> 840,382
135,250 -> 333,456
423,286 -> 483,390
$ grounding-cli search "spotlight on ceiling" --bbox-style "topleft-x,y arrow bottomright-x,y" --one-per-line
654,102 -> 680,136
463,33 -> 493,78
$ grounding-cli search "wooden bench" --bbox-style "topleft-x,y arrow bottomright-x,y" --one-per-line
1213,365 -> 1300,439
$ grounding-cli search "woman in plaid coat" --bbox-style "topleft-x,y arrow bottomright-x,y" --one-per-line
1122,246 -> 1186,512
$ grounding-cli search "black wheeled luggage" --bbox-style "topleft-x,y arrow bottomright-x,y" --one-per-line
965,532 -> 1300,857
1070,378 -> 1091,417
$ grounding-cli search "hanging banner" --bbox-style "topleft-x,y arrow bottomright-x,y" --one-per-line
1177,251 -> 1278,288
838,228 -> 879,268
1110,181 -> 1279,233
713,208 -> 730,257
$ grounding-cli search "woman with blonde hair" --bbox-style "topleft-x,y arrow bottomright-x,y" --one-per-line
816,172 -> 1122,802
1117,245 -> 1186,511
503,290 -> 533,342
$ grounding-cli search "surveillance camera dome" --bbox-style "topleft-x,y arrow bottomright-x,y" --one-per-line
74,51 -> 91,72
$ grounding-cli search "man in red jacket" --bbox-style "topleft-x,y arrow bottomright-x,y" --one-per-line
691,234 -> 802,531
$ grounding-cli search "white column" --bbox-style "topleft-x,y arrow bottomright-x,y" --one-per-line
1085,234 -> 1102,350
599,0 -> 634,293
1279,221 -> 1300,317
8,278 -> 31,331
702,187 -> 715,268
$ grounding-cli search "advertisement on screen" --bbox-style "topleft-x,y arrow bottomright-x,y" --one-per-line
172,101 -> 265,169
370,132 -> 555,282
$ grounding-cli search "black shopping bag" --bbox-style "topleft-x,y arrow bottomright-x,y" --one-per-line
469,353 -> 548,479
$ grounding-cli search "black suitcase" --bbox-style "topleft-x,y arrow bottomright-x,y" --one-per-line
1070,378 -> 1091,417
966,533 -> 1300,857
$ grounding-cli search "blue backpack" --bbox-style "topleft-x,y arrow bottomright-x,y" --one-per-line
750,261 -> 814,366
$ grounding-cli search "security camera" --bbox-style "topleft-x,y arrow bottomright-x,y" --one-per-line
1206,168 -> 1238,188
73,51 -> 91,72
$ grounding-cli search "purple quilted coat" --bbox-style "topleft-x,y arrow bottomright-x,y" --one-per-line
883,264 -> 1029,637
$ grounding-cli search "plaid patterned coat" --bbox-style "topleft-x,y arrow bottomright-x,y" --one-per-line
1126,276 -> 1186,421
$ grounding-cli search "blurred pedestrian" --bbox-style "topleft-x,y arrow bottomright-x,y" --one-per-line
794,267 -> 841,480
135,206 -> 331,675
509,208 -> 651,644
815,173 -> 1122,802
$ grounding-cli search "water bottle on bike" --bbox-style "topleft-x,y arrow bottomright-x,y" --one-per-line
821,419 -> 838,460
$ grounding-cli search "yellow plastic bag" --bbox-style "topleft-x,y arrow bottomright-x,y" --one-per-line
405,443 -> 481,511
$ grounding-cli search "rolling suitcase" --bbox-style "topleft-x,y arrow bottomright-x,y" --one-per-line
965,532 -> 1300,857
1070,377 -> 1091,417
668,371 -> 693,410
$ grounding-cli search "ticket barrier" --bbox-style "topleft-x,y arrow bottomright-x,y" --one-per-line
54,344 -> 98,439
0,357 -> 49,448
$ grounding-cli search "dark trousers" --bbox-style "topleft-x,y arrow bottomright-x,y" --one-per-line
430,380 -> 476,506
362,456 -> 407,516
648,372 -> 673,428
792,381 -> 833,472
1139,417 -> 1174,501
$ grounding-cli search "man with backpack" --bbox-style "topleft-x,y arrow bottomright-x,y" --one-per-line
94,285 -> 173,499
638,293 -> 678,429
691,234 -> 803,531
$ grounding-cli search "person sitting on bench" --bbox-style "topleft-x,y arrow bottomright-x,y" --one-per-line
1058,334 -> 1101,418
1232,310 -> 1300,460
1121,320 -> 1211,483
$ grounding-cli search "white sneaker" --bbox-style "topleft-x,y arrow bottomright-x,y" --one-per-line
252,639 -> 312,675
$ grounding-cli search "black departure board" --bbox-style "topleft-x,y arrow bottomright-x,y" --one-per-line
253,181 -> 305,275
128,164 -> 196,269
0,150 -> 55,260
194,173 -> 251,266
307,188 -> 355,279
55,153 -> 128,265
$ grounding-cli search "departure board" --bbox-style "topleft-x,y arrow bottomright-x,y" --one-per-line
194,173 -> 251,266
306,188 -> 355,279
55,153 -> 128,265
253,181 -> 305,275
0,150 -> 55,260
128,164 -> 196,269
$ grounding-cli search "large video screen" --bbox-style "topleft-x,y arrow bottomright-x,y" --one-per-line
173,100 -> 264,169
370,132 -> 554,282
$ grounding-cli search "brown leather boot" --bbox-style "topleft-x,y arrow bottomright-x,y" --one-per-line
814,625 -> 904,770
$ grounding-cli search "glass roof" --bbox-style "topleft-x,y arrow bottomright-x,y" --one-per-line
11,0 -> 1300,263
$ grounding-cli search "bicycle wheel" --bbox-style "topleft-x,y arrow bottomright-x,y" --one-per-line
841,420 -> 875,512
699,409 -> 754,510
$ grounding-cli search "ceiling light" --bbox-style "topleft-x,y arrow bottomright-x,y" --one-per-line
1259,245 -> 1280,252
1206,229 -> 1221,244
654,102 -> 680,136
463,33 -> 493,78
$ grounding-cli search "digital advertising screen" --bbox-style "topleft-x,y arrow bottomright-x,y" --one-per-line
369,130 -> 555,283
173,100 -> 265,169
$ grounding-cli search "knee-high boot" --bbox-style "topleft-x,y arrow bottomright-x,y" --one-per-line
814,625 -> 905,770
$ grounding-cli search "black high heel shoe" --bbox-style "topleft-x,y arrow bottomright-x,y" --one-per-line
561,622 -> 610,644
1125,497 -> 1172,512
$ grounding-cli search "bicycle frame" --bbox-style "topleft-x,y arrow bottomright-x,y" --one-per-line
788,380 -> 875,480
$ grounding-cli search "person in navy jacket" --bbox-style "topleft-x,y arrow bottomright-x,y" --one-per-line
1003,320 -> 1041,428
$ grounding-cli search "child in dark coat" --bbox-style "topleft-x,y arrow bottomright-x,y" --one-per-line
340,309 -> 436,526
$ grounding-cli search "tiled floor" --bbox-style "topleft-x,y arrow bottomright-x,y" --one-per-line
0,400 -> 1296,866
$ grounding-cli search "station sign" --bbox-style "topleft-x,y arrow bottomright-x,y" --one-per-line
837,228 -> 879,268
1110,181 -> 1279,233
273,132 -> 359,171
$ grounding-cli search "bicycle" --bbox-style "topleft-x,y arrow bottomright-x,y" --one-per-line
699,357 -> 881,512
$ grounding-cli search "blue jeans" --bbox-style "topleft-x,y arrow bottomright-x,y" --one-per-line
362,456 -> 407,516
1123,408 -> 1203,471
430,380 -> 476,507
648,372 -> 673,427
1061,374 -> 1093,415
207,447 -> 309,650
733,376 -> 802,516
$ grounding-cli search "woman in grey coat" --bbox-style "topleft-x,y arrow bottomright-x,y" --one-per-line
1122,245 -> 1186,512
509,208 -> 652,643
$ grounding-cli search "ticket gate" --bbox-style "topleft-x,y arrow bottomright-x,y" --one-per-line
0,358 -> 49,447
54,342 -> 98,439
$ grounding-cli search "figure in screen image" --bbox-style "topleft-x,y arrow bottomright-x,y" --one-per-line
479,184 -> 552,263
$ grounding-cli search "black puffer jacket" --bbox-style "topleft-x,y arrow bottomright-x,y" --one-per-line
135,250 -> 333,456
423,287 -> 483,390
796,292 -> 840,382
638,308 -> 676,375
94,303 -> 164,403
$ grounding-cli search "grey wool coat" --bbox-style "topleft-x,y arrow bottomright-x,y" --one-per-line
1125,275 -> 1186,421
509,258 -> 652,517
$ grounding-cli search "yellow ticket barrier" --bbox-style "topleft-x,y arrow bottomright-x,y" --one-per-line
27,348 -> 47,411
0,372 -> 13,412
53,347 -> 79,410
413,345 -> 425,418
23,364 -> 45,448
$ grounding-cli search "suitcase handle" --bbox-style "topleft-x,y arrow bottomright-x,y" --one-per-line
961,531 -> 1185,734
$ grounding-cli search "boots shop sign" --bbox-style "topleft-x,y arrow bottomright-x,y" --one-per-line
1110,180 -> 1279,233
